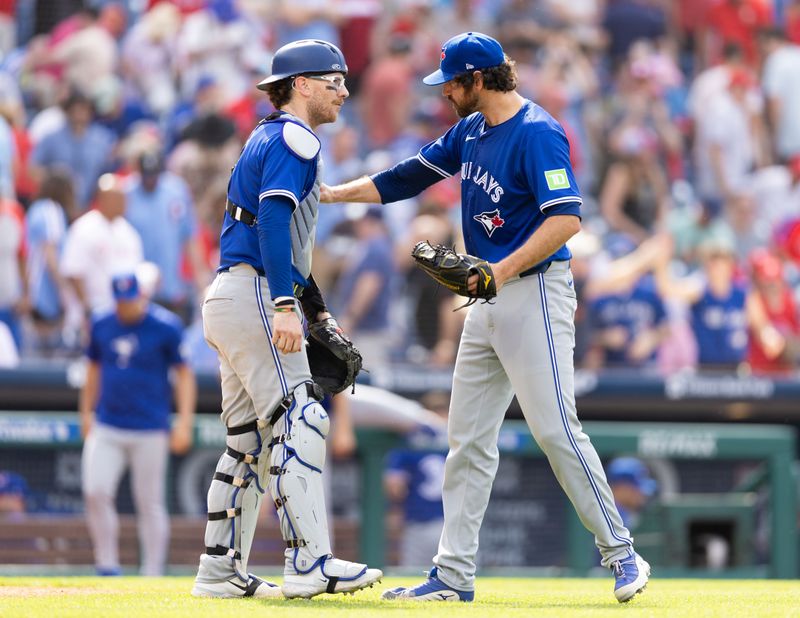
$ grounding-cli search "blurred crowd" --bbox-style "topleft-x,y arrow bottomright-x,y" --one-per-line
1,0 -> 800,377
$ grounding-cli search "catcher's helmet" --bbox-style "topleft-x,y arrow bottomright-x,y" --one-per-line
257,39 -> 347,90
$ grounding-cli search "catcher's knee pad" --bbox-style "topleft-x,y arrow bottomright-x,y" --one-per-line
268,381 -> 333,571
202,419 -> 269,582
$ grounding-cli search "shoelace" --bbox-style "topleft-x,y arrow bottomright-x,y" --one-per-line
613,561 -> 625,578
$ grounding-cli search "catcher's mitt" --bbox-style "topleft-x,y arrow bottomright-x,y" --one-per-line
306,318 -> 363,394
411,240 -> 497,307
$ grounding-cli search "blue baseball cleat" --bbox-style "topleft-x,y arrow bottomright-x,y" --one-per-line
381,567 -> 474,602
612,553 -> 650,602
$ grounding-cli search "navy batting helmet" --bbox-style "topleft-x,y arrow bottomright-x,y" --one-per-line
257,40 -> 347,90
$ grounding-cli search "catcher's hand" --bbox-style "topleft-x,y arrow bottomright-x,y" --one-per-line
411,240 -> 497,307
306,318 -> 363,394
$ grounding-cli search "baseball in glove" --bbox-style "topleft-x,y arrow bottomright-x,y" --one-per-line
411,240 -> 497,308
306,318 -> 363,394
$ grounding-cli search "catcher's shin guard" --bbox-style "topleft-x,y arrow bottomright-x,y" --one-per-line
199,419 -> 270,582
268,381 -> 334,572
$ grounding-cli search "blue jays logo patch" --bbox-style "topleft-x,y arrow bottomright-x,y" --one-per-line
473,209 -> 505,237
111,334 -> 138,368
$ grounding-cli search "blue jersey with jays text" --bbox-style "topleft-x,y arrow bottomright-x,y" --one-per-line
589,279 -> 667,366
418,100 -> 581,265
690,281 -> 748,366
218,114 -> 318,282
86,304 -> 186,431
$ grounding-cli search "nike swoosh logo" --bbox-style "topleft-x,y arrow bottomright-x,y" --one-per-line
465,136 -> 477,141
228,581 -> 248,592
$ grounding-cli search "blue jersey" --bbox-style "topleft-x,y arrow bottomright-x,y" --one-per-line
690,282 -> 748,366
218,114 -> 318,283
418,100 -> 581,265
87,304 -> 186,431
385,448 -> 445,524
332,236 -> 394,332
590,280 -> 667,366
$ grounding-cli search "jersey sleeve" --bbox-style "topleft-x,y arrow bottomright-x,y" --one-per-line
257,139 -> 315,210
417,121 -> 465,179
524,127 -> 582,215
85,321 -> 101,361
164,319 -> 186,366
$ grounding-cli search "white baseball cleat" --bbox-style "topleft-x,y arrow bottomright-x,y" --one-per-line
281,556 -> 383,599
191,574 -> 282,599
612,553 -> 650,602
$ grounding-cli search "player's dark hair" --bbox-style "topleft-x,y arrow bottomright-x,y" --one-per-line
452,55 -> 517,92
263,78 -> 294,108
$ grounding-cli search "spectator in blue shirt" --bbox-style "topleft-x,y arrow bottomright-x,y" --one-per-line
332,206 -> 395,369
587,276 -> 669,369
124,151 -> 209,323
654,234 -> 748,370
25,168 -> 73,356
30,90 -> 117,212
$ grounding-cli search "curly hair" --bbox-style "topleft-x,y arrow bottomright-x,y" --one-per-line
451,56 -> 518,92
263,78 -> 294,109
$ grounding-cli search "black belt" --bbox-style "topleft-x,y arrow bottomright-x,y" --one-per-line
519,260 -> 566,278
226,199 -> 257,226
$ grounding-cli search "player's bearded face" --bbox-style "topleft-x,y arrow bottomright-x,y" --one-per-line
448,83 -> 480,118
307,78 -> 347,125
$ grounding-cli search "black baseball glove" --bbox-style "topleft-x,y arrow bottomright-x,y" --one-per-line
411,240 -> 497,307
306,318 -> 363,394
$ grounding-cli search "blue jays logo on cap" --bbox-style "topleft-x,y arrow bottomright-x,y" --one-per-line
423,32 -> 505,86
112,273 -> 140,301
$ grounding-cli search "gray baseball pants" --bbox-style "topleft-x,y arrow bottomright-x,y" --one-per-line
82,423 -> 170,576
433,261 -> 634,591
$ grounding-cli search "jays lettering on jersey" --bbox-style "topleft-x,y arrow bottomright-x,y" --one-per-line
418,100 -> 581,264
218,114 -> 319,280
86,305 -> 186,431
690,280 -> 748,366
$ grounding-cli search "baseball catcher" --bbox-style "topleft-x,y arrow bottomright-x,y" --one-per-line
411,240 -> 497,307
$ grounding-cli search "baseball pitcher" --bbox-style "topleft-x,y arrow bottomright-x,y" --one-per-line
322,32 -> 650,604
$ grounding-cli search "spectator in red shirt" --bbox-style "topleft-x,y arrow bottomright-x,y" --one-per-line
359,36 -> 414,150
745,249 -> 800,374
787,0 -> 800,45
701,0 -> 773,67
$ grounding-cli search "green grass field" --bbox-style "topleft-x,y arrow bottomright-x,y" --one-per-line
1,576 -> 798,618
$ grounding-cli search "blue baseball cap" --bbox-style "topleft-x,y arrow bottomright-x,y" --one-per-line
0,471 -> 28,496
606,458 -> 657,497
111,273 -> 140,301
423,32 -> 505,86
